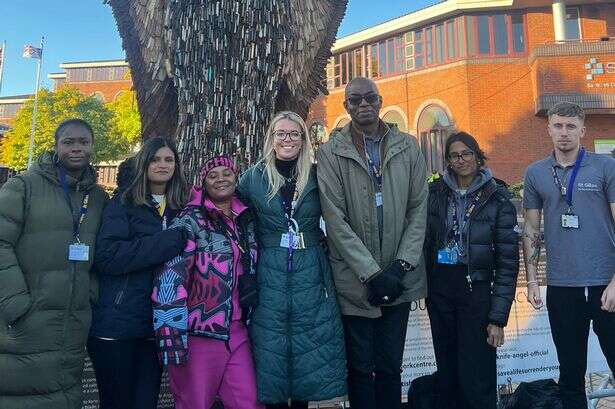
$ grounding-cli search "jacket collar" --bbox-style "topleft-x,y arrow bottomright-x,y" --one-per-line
331,120 -> 410,169
33,151 -> 98,192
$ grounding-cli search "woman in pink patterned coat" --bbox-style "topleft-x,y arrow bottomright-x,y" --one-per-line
152,156 -> 263,409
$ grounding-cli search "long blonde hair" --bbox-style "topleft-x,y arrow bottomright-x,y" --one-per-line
261,111 -> 314,202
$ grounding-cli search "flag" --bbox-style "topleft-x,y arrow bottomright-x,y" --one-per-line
23,44 -> 42,59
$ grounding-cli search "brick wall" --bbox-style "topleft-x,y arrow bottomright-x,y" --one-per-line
308,6 -> 615,184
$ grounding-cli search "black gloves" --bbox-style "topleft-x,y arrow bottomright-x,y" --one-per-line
238,274 -> 258,310
368,260 -> 407,306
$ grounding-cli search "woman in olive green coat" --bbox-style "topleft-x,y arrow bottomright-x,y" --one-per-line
238,111 -> 346,408
0,119 -> 108,409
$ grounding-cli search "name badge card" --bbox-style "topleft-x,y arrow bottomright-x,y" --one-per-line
561,213 -> 579,229
280,232 -> 306,250
437,246 -> 459,265
375,192 -> 383,208
68,243 -> 90,262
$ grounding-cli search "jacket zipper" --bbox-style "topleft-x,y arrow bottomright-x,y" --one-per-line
463,186 -> 497,292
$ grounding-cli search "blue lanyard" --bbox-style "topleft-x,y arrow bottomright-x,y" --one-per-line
552,148 -> 585,209
58,167 -> 89,242
362,135 -> 383,191
449,190 -> 483,243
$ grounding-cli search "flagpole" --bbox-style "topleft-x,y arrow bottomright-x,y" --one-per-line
27,36 -> 44,169
0,41 -> 6,95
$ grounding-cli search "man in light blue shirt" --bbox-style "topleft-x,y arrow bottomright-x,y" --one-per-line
523,102 -> 615,409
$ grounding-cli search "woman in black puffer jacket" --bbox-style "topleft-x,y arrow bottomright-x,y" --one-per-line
423,131 -> 519,409
89,137 -> 190,409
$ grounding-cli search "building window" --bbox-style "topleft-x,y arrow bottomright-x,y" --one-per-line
417,105 -> 453,174
425,27 -> 433,65
565,7 -> 581,40
468,13 -> 526,56
493,14 -> 509,54
327,47 -> 364,89
512,14 -> 525,52
405,32 -> 416,70
382,109 -> 407,133
415,30 -> 424,69
447,20 -> 456,60
367,36 -> 406,79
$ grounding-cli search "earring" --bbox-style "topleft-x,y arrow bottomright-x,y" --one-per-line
52,152 -> 59,164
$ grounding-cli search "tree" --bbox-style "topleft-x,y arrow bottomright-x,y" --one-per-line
104,90 -> 142,159
0,87 -> 142,170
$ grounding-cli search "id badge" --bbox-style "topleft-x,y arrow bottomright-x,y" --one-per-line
280,232 -> 306,249
561,213 -> 579,229
68,243 -> 90,262
375,192 -> 383,208
437,246 -> 458,265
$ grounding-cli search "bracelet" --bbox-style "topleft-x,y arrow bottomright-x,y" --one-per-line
526,280 -> 538,286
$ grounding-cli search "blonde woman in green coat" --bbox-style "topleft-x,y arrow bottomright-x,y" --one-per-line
238,111 -> 346,408
0,119 -> 108,409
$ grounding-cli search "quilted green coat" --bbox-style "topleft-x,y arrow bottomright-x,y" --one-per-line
0,152 -> 107,409
238,163 -> 346,404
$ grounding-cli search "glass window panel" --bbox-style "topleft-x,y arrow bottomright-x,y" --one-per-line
493,14 -> 509,54
565,7 -> 580,40
382,110 -> 407,132
379,41 -> 387,76
426,27 -> 433,65
477,15 -> 491,54
334,54 -> 341,87
447,20 -> 456,59
395,36 -> 405,73
467,16 -> 477,56
512,14 -> 525,52
405,31 -> 414,43
370,44 -> 379,77
457,17 -> 467,57
387,39 -> 395,75
435,24 -> 444,63
354,49 -> 363,77
341,53 -> 348,84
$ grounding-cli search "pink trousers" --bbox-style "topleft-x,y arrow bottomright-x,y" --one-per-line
168,321 -> 264,409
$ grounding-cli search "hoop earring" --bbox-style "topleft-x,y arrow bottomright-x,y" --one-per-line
52,152 -> 59,164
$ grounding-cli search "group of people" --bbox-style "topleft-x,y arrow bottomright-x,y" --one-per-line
0,77 -> 613,409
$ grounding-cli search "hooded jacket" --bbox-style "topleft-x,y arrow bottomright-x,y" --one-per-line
152,185 -> 258,365
424,170 -> 519,326
0,152 -> 108,409
90,158 -> 187,340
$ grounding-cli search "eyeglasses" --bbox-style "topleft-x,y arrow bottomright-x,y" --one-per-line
273,130 -> 303,141
448,151 -> 475,162
346,93 -> 380,106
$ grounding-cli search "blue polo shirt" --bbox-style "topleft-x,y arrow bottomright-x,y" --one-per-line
523,151 -> 615,287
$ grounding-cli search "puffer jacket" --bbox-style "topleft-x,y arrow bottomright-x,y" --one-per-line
0,152 -> 108,409
90,183 -> 186,339
152,189 -> 258,365
238,163 -> 347,404
424,174 -> 519,327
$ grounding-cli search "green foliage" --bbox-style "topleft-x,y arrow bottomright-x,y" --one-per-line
509,181 -> 524,199
0,87 -> 142,170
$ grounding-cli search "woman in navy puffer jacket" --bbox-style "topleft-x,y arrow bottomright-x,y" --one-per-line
88,137 -> 189,409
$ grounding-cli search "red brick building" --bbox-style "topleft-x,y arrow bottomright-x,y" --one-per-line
308,0 -> 615,183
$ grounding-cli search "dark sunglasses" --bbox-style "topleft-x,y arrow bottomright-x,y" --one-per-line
346,94 -> 380,106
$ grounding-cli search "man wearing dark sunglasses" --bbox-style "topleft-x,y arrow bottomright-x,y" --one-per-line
317,77 -> 428,409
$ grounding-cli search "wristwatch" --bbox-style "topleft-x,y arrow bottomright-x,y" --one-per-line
398,260 -> 415,272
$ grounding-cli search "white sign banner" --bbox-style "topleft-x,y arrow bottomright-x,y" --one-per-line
402,286 -> 609,388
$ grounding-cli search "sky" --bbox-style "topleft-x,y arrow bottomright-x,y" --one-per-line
0,0 -> 440,97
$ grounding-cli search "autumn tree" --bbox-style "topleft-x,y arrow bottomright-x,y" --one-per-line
0,87 -> 141,170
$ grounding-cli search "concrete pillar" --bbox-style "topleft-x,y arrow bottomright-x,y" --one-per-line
552,0 -> 567,42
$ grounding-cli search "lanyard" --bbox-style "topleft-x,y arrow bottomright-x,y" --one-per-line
449,190 -> 483,243
551,148 -> 585,210
213,214 -> 246,255
58,168 -> 89,242
362,134 -> 383,191
280,185 -> 300,272
153,197 -> 168,230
